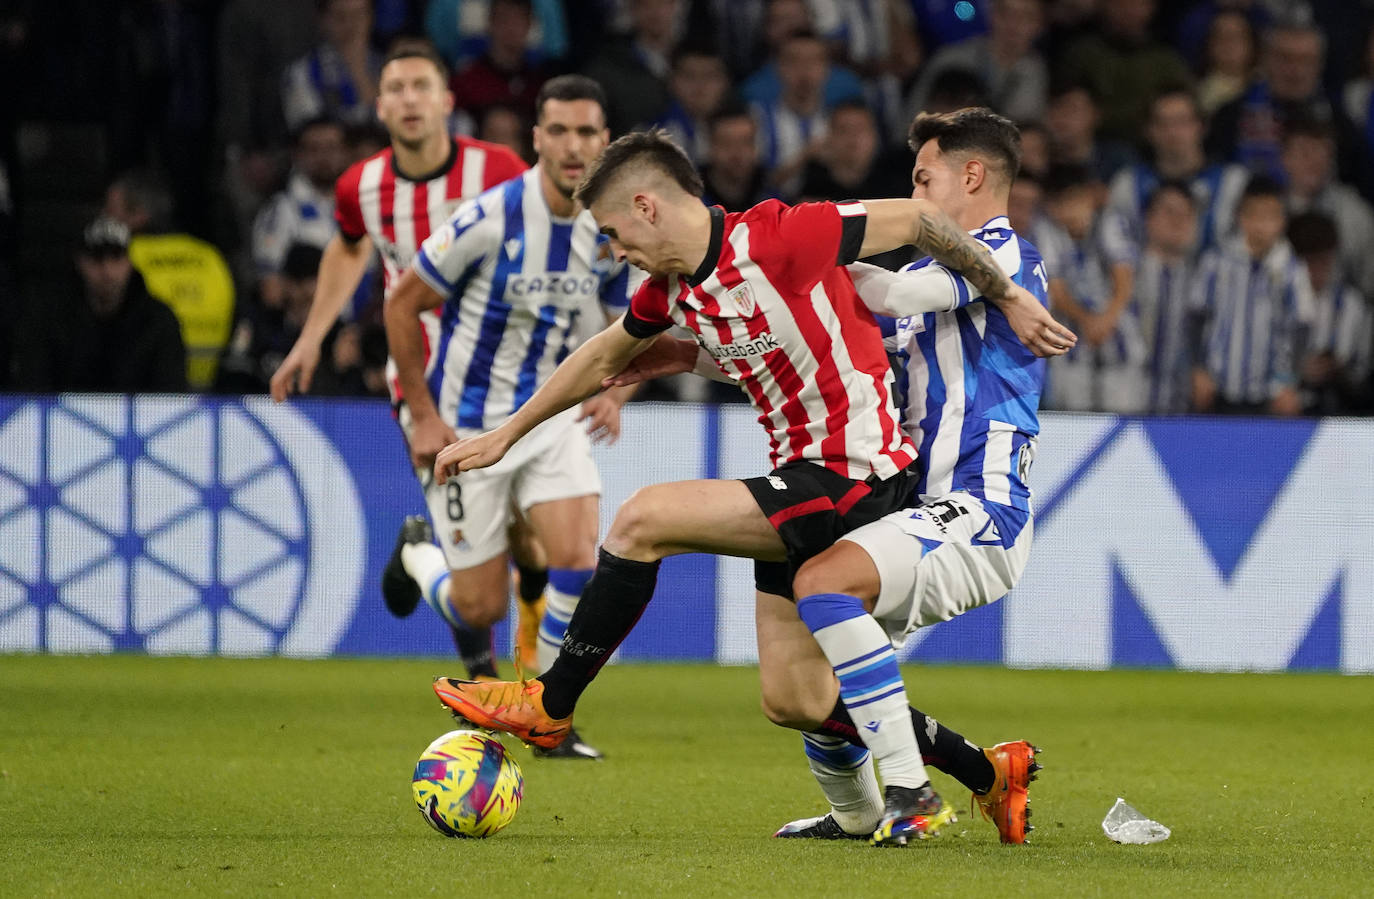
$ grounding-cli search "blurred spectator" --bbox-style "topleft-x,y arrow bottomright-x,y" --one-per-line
217,0 -> 318,254
1195,9 -> 1257,117
750,30 -> 839,195
1174,0 -> 1273,68
1038,164 -> 1143,413
1007,171 -> 1044,235
699,106 -> 778,213
681,1 -> 765,80
1289,212 -> 1371,414
1058,0 -> 1192,146
582,0 -> 681,134
1280,117 -> 1374,298
252,118 -> 350,310
449,0 -> 548,124
14,217 -> 187,393
1341,26 -> 1374,157
799,101 -> 911,201
217,243 -> 368,395
425,0 -> 568,68
1133,180 -> 1200,413
810,0 -> 921,144
740,0 -> 865,111
1208,21 -> 1363,187
1106,88 -> 1248,251
281,0 -> 381,133
654,47 -> 731,166
907,0 -> 1047,126
920,65 -> 989,114
105,170 -> 236,391
477,105 -> 533,162
1044,80 -> 1137,183
1016,121 -> 1051,180
800,99 -> 913,269
344,121 -> 390,162
1188,175 -> 1309,416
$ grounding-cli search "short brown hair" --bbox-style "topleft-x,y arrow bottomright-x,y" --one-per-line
908,107 -> 1021,184
535,74 -> 607,123
574,130 -> 704,208
382,38 -> 449,84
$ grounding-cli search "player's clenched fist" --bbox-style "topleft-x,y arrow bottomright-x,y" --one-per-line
434,430 -> 515,484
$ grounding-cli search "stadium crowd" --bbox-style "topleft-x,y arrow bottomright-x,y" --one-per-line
1,0 -> 1371,415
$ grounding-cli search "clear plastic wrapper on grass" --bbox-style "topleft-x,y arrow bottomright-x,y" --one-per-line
1102,797 -> 1171,844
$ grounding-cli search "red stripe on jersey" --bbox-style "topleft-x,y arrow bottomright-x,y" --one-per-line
333,158 -> 367,240
767,496 -> 835,528
712,234 -> 816,463
377,162 -> 397,248
412,178 -> 431,244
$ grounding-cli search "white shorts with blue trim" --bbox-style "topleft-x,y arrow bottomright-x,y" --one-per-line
840,492 -> 1033,642
398,405 -> 601,570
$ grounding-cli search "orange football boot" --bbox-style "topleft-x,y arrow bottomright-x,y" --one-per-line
433,676 -> 571,750
973,740 -> 1041,844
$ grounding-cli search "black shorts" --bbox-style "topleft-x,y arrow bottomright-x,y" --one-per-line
743,462 -> 916,598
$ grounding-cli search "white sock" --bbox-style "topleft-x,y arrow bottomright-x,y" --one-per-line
801,732 -> 882,834
401,542 -> 457,628
797,593 -> 930,790
537,568 -> 591,674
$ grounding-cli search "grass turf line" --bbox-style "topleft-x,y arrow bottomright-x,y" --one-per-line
1,656 -> 1371,898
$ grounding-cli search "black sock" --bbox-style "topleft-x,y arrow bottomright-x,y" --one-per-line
538,548 -> 659,718
515,563 -> 548,604
820,700 -> 995,794
450,623 -> 497,679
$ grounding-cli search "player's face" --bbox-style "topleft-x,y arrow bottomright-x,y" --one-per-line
910,139 -> 969,218
377,58 -> 454,149
591,195 -> 663,274
533,98 -> 609,200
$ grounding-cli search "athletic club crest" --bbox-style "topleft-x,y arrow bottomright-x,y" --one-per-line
727,283 -> 756,317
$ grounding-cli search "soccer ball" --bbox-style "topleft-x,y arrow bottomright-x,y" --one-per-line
411,730 -> 524,838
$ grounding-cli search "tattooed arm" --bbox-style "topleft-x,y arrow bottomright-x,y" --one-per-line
854,199 -> 1077,356
858,199 -> 1016,301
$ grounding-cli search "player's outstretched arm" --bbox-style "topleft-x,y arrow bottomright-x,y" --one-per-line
385,267 -> 458,470
270,233 -> 374,401
435,319 -> 653,483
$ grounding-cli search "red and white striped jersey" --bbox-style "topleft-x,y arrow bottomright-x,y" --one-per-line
625,200 -> 916,480
333,135 -> 526,400
334,135 -> 527,295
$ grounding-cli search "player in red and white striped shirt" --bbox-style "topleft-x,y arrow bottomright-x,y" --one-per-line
270,42 -> 526,403
269,42 -> 532,682
428,132 -> 1047,797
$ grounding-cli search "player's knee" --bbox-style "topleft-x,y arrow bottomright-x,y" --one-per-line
792,546 -> 878,604
602,487 -> 663,560
447,583 -> 505,628
759,690 -> 826,730
792,556 -> 846,600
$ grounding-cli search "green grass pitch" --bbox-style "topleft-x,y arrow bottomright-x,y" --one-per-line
2,655 -> 1371,897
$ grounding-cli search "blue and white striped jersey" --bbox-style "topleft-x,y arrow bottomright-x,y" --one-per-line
1106,161 -> 1249,251
1133,251 -> 1196,413
1306,278 -> 1371,384
412,168 -> 638,431
1191,238 -> 1312,406
882,217 -> 1049,519
1034,211 -> 1143,366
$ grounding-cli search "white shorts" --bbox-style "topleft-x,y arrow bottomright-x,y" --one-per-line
398,405 -> 601,569
840,492 -> 1033,642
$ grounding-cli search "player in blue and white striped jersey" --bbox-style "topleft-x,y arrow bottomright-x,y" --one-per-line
382,76 -> 639,759
1134,181 -> 1201,414
1188,176 -> 1310,416
777,110 -> 1064,845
